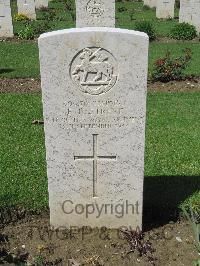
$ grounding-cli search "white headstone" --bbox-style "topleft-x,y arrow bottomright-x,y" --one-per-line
35,0 -> 48,9
76,0 -> 115,27
17,0 -> 36,20
156,0 -> 175,19
0,0 -> 13,37
143,0 -> 157,8
179,0 -> 190,25
179,0 -> 200,32
39,27 -> 149,229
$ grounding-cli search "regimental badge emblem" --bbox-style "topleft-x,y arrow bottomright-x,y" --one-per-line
86,0 -> 105,18
70,47 -> 118,96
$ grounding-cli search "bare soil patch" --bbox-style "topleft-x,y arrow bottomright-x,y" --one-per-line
156,37 -> 200,43
0,78 -> 41,93
148,78 -> 200,92
0,211 -> 198,266
0,78 -> 200,93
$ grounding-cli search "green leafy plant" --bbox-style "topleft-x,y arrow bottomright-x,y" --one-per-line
180,191 -> 200,223
63,0 -> 74,11
181,205 -> 200,265
33,255 -> 46,266
118,6 -> 128,12
39,9 -> 57,21
170,22 -> 197,40
152,48 -> 192,82
17,24 -> 35,40
193,259 -> 200,266
33,21 -> 53,36
143,5 -> 151,10
17,22 -> 53,40
14,13 -> 30,21
135,20 -> 156,41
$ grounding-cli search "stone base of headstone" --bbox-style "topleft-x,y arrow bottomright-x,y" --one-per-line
144,0 -> 157,8
35,0 -> 48,9
39,27 -> 149,230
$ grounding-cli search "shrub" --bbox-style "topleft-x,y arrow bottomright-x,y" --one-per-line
135,20 -> 156,41
17,22 -> 53,40
63,0 -> 74,11
33,21 -> 53,36
14,13 -> 30,21
170,22 -> 197,40
152,48 -> 192,82
39,9 -> 57,21
143,5 -> 151,10
17,24 -> 35,40
118,6 -> 128,12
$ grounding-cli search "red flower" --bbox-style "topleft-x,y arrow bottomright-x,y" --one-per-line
155,59 -> 165,66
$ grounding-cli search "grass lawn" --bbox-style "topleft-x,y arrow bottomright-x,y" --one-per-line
0,92 -> 200,210
0,41 -> 199,78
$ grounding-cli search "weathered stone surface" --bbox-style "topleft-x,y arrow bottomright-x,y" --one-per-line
17,0 -> 36,20
39,27 -> 149,229
35,0 -> 48,9
143,0 -> 157,8
156,0 -> 175,19
179,0 -> 200,32
0,0 -> 13,37
76,0 -> 115,27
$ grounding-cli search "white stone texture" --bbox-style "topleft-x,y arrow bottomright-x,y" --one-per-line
35,0 -> 48,9
17,0 -> 36,20
76,0 -> 115,27
0,0 -> 13,37
156,0 -> 175,19
39,27 -> 149,229
144,0 -> 157,8
179,0 -> 200,32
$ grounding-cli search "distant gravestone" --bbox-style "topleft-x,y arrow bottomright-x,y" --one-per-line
156,0 -> 175,19
0,0 -> 13,37
17,0 -> 36,20
143,0 -> 157,8
39,27 -> 149,229
35,0 -> 48,9
179,0 -> 191,24
76,0 -> 115,27
179,0 -> 200,32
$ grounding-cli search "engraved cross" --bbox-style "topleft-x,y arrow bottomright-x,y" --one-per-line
74,134 -> 116,197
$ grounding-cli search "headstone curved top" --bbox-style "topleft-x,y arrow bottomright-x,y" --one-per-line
76,0 -> 115,27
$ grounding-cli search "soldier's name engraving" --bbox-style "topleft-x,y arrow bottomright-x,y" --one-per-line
46,97 -> 144,129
